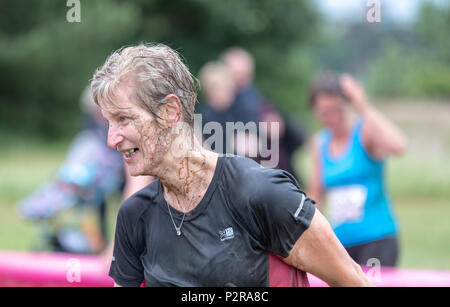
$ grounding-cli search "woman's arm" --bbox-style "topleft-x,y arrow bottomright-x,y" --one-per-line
340,74 -> 407,160
283,209 -> 372,287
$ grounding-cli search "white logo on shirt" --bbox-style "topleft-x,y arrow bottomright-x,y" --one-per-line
219,227 -> 235,241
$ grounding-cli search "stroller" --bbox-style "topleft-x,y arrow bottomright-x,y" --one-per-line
16,128 -> 124,254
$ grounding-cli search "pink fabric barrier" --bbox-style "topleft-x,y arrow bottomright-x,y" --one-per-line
1,251 -> 449,287
308,266 -> 450,287
0,251 -> 113,287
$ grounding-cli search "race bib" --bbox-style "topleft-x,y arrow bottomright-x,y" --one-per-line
326,185 -> 367,227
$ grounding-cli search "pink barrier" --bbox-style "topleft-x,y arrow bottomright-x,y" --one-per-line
0,251 -> 113,287
1,251 -> 449,287
308,266 -> 450,287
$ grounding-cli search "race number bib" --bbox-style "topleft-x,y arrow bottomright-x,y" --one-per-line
326,185 -> 367,227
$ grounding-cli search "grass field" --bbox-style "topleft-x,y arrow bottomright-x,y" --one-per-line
0,100 -> 449,270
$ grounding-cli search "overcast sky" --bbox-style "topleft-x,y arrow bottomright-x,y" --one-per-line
316,0 -> 449,24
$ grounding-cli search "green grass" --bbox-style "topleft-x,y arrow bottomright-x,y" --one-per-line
396,197 -> 450,270
0,136 -> 69,203
0,202 -> 37,251
0,137 -> 65,250
387,154 -> 450,200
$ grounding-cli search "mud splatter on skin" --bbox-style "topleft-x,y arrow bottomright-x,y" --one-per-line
131,110 -> 214,213
132,113 -> 171,175
100,78 -> 214,213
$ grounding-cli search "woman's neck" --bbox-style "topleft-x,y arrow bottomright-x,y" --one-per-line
328,119 -> 353,158
332,119 -> 352,139
156,136 -> 218,212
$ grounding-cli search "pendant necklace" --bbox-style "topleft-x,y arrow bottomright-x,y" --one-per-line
165,154 -> 207,236
166,201 -> 186,236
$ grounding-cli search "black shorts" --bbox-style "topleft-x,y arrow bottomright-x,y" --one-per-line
345,235 -> 399,267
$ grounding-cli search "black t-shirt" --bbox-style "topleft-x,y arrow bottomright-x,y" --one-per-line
109,155 -> 316,287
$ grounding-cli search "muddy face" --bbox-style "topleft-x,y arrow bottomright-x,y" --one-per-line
100,81 -> 173,177
132,113 -> 173,176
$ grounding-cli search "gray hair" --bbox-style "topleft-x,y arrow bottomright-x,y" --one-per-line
91,43 -> 198,126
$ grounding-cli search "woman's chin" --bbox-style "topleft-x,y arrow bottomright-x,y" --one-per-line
128,167 -> 144,177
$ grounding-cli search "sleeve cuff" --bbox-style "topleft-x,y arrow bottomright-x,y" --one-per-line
109,273 -> 144,287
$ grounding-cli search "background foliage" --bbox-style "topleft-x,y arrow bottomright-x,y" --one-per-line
0,0 -> 318,139
1,0 -> 448,139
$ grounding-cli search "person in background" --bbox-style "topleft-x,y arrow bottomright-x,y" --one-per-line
221,47 -> 306,182
197,61 -> 259,157
220,47 -> 263,115
307,72 -> 407,267
258,100 -> 306,182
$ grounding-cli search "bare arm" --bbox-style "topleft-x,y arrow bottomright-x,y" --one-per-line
340,74 -> 407,160
284,209 -> 372,287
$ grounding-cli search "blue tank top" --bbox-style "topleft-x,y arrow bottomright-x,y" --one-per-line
319,119 -> 398,247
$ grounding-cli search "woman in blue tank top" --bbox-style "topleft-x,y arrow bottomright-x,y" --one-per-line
307,73 -> 407,267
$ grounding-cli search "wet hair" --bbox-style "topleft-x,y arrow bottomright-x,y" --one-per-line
91,43 -> 198,126
308,72 -> 346,108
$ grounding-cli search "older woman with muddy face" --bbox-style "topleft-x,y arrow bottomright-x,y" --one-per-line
91,44 -> 371,287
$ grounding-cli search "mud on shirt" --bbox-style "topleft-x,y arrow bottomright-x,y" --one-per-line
109,155 -> 316,287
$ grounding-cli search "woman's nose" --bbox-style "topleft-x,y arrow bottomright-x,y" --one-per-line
107,124 -> 124,150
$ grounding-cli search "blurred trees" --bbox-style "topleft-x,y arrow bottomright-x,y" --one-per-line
0,0 -> 141,138
0,0 -> 319,139
308,1 -> 450,100
1,0 -> 448,140
366,2 -> 450,98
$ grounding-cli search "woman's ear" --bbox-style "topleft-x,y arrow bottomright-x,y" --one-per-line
157,94 -> 182,128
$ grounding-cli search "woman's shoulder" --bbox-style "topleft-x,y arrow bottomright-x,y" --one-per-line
220,156 -> 312,241
221,155 -> 301,201
223,154 -> 262,171
221,155 -> 268,186
223,154 -> 299,179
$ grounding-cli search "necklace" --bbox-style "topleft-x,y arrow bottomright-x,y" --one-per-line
166,201 -> 186,236
164,153 -> 208,236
